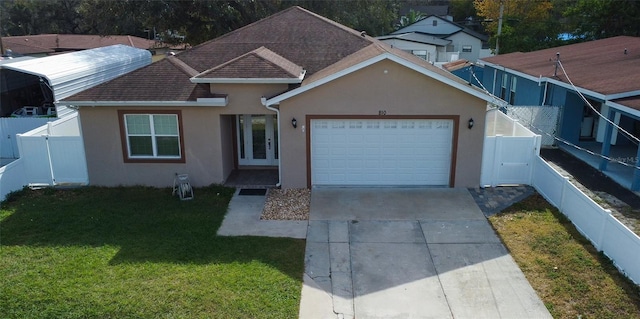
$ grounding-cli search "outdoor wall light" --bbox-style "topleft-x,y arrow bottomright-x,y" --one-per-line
468,118 -> 474,129
291,118 -> 297,129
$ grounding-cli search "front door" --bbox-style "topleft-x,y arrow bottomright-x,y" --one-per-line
237,114 -> 278,166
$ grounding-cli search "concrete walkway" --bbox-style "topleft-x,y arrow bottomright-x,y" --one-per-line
217,187 -> 551,319
299,188 -> 551,319
217,188 -> 307,238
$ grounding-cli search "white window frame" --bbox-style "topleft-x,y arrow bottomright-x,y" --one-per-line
120,112 -> 184,162
510,77 -> 517,103
462,45 -> 472,53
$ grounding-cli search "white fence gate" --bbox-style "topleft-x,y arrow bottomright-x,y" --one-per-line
481,109 -> 542,187
0,113 -> 87,200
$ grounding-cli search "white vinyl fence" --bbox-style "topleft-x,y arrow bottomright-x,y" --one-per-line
0,117 -> 51,161
481,109 -> 542,187
532,156 -> 640,284
482,108 -> 640,284
0,113 -> 87,201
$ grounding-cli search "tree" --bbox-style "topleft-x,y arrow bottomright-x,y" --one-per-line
564,0 -> 640,40
474,0 -> 561,53
395,9 -> 425,30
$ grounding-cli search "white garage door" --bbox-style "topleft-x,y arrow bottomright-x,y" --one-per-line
311,119 -> 454,186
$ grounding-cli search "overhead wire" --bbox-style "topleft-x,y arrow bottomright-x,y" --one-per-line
468,62 -> 640,170
556,60 -> 640,145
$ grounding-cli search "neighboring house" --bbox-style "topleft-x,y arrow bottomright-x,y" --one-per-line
1,34 -> 184,61
58,6 -> 495,189
479,36 -> 640,190
377,15 -> 490,63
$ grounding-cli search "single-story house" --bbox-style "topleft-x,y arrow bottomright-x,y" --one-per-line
478,36 -> 640,190
58,6 -> 494,189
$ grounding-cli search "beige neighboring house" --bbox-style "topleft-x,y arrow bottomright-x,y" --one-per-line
58,6 -> 493,189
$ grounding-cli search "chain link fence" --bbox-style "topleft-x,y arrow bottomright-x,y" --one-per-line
505,105 -> 562,146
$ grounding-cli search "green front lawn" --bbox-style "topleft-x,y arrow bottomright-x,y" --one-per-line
0,186 -> 305,319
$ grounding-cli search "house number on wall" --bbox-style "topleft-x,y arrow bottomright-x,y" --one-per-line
378,110 -> 387,115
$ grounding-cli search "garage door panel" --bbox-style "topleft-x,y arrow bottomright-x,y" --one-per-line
311,119 -> 453,186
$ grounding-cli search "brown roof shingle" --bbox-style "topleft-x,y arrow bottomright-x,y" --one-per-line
481,36 -> 640,95
65,57 -> 205,102
177,6 -> 371,75
195,46 -> 303,79
2,34 -> 169,55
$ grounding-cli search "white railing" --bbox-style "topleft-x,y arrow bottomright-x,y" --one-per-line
532,156 -> 640,284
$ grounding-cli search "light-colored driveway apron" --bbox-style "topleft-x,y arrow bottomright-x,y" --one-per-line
299,188 -> 551,319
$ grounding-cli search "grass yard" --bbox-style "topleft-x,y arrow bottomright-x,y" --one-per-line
0,186 -> 305,319
489,193 -> 640,319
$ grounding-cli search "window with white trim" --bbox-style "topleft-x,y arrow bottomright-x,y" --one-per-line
500,73 -> 508,99
122,113 -> 182,160
462,45 -> 472,53
509,77 -> 517,103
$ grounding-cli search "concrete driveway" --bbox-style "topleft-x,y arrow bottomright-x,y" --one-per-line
299,188 -> 551,319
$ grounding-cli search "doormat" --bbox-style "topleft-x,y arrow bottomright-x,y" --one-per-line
238,188 -> 267,196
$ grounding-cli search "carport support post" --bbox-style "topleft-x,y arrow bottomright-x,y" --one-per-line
599,109 -> 615,171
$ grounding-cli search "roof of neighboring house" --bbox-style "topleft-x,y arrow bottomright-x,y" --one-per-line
613,96 -> 640,110
442,59 -> 472,72
1,34 -> 173,56
62,6 -> 491,105
481,36 -> 640,96
376,32 -> 451,46
392,15 -> 488,42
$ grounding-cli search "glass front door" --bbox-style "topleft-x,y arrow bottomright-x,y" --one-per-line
237,114 -> 278,166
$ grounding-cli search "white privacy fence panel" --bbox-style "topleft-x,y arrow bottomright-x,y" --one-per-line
0,118 -> 51,160
17,136 -> 53,185
47,137 -> 87,184
486,108 -> 536,137
0,159 -> 27,201
532,156 -> 640,284
17,135 -> 88,186
506,106 -> 561,146
481,135 -> 541,187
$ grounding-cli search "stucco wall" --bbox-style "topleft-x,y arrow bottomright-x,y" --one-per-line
278,59 -> 487,188
79,83 -> 288,187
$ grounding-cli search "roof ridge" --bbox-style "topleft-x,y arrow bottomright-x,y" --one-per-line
195,46 -> 302,78
167,56 -> 199,77
187,6 -> 375,52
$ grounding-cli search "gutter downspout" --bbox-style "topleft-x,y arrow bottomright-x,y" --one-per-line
261,97 -> 282,187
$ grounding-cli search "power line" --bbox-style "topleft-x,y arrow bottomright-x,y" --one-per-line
557,60 -> 640,145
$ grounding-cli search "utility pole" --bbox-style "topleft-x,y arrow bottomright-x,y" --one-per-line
495,0 -> 504,55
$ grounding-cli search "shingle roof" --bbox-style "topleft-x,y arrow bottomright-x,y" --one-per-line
1,34 -> 168,55
65,57 -> 211,101
376,32 -> 451,46
613,96 -> 640,111
481,36 -> 640,95
195,46 -> 303,80
63,6 -> 484,104
64,6 -> 372,102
